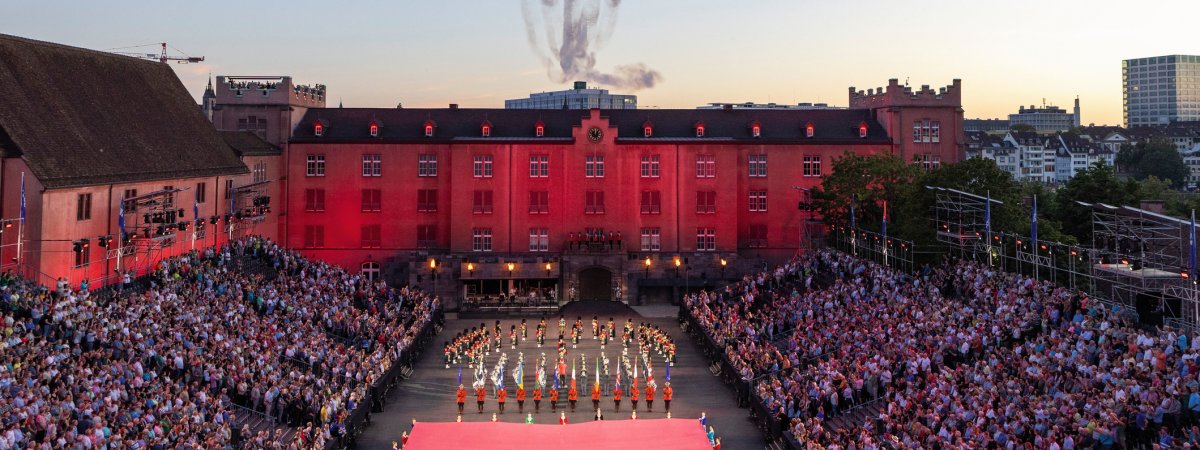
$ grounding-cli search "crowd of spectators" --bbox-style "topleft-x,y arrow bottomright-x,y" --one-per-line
686,249 -> 1200,449
0,237 -> 439,449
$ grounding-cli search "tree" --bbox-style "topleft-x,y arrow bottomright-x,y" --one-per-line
1052,161 -> 1140,244
811,152 -> 919,234
1010,124 -> 1037,133
892,157 -> 1026,249
1117,137 -> 1188,187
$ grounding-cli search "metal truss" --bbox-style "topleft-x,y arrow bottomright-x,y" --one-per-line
829,226 -> 914,274
928,186 -> 1003,258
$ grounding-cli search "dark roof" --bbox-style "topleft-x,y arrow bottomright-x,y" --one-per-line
291,108 -> 891,144
0,34 -> 247,188
220,131 -> 281,156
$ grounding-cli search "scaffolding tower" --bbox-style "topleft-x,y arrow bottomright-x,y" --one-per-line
929,186 -> 1000,259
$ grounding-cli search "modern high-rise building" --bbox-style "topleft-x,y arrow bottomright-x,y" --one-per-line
1123,55 -> 1200,127
505,81 -> 636,109
1008,98 -> 1080,132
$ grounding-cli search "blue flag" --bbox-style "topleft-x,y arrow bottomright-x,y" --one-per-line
881,200 -> 888,240
458,364 -> 463,386
18,172 -> 25,224
118,196 -> 126,237
1031,195 -> 1038,249
850,194 -> 856,230
193,188 -> 200,221
1191,209 -> 1196,280
665,362 -> 670,381
984,191 -> 992,238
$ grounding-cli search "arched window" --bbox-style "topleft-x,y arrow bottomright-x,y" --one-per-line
643,120 -> 653,138
369,122 -> 379,137
750,121 -> 762,138
805,122 -> 815,138
535,121 -> 545,137
695,122 -> 705,138
314,122 -> 324,137
481,120 -> 492,137
858,121 -> 868,138
361,261 -> 381,282
423,120 -> 436,137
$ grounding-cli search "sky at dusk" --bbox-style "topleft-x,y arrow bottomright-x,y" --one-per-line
4,0 -> 1198,125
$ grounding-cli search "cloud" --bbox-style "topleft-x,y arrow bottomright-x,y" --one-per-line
521,0 -> 662,91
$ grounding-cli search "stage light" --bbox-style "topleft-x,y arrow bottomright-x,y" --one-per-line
719,258 -> 727,267
1120,259 -> 1129,265
545,262 -> 552,271
1040,245 -> 1047,251
644,257 -> 652,268
429,258 -> 437,269
674,257 -> 681,267
1070,250 -> 1077,257
467,262 -> 475,272
507,262 -> 516,273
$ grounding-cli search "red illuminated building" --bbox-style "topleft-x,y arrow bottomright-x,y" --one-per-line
285,79 -> 963,306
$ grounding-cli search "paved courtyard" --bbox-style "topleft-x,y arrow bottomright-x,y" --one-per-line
357,301 -> 765,449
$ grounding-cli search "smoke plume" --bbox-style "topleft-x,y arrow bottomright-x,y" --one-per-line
521,0 -> 662,91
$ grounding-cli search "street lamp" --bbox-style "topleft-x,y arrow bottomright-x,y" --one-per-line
793,186 -> 814,253
644,256 -> 652,278
507,262 -> 516,275
719,258 -> 727,279
429,258 -> 438,287
673,256 -> 681,277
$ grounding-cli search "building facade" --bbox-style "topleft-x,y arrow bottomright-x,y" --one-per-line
285,79 -> 963,309
849,79 -> 966,168
0,34 -> 256,288
1123,55 -> 1200,127
505,81 -> 636,109
1008,98 -> 1080,132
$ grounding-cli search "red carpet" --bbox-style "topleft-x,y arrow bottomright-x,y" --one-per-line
404,418 -> 712,450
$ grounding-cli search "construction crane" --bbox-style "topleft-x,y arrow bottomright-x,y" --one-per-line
107,42 -> 204,64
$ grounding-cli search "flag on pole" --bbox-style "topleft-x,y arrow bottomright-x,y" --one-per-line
665,362 -> 670,381
118,196 -> 126,237
850,194 -> 856,230
457,364 -> 462,386
1190,209 -> 1196,280
881,200 -> 888,239
1031,195 -> 1038,248
19,173 -> 25,224
193,188 -> 200,220
984,191 -> 992,238
595,356 -> 600,388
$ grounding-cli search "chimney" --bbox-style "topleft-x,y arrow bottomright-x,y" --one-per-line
1073,96 -> 1081,128
449,103 -> 459,110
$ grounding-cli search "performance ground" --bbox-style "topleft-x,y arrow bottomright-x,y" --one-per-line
357,301 -> 766,449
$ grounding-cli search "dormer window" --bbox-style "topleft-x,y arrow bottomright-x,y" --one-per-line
482,123 -> 491,137
695,122 -> 705,138
751,122 -> 762,138
314,122 -> 324,137
643,121 -> 653,138
805,122 -> 815,138
858,122 -> 868,138
535,121 -> 545,137
423,120 -> 436,138
369,123 -> 379,137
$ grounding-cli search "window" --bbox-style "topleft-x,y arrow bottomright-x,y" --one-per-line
369,123 -> 379,137
529,228 -> 549,252
472,228 -> 493,252
313,122 -> 323,137
306,154 -> 326,176
749,190 -> 767,212
473,155 -> 494,178
76,193 -> 92,221
361,262 -> 381,282
858,122 -> 868,138
931,121 -> 941,143
361,189 -> 382,212
362,154 -> 382,177
424,122 -> 435,137
752,123 -> 761,138
913,121 -> 922,143
917,154 -> 943,170
74,241 -> 89,267
640,190 -> 661,214
195,182 -> 206,203
643,124 -> 653,138
163,185 -> 174,204
417,225 -> 437,248
914,120 -> 934,143
640,155 -> 661,178
304,225 -> 325,248
253,160 -> 268,183
585,191 -> 605,214
238,116 -> 268,135
417,189 -> 437,212
536,124 -> 545,137
122,189 -> 138,212
696,191 -> 716,214
696,228 -> 716,252
806,123 -> 815,138
748,224 -> 767,248
640,228 -> 661,251
481,123 -> 491,137
802,155 -> 822,177
304,189 -> 326,212
529,155 -> 549,177
418,154 -> 438,177
361,224 -> 381,248
585,154 -> 605,178
748,154 -> 767,177
695,124 -> 705,137
472,190 -> 494,214
529,191 -> 549,214
696,155 -> 716,178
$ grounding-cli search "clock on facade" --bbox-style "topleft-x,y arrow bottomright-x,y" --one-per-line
587,127 -> 603,142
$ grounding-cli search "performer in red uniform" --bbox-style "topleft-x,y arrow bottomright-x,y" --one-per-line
559,411 -> 568,425
516,385 -> 527,413
645,383 -> 655,412
567,384 -> 579,412
456,384 -> 467,414
662,382 -> 673,413
533,386 -> 543,413
613,385 -> 622,412
549,387 -> 559,411
630,380 -> 639,411
591,383 -> 602,411
497,387 -> 508,414
476,386 -> 487,413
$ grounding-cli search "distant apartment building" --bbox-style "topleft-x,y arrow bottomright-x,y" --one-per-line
964,119 -> 1010,133
505,81 -> 636,109
1008,98 -> 1080,132
1123,55 -> 1200,127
